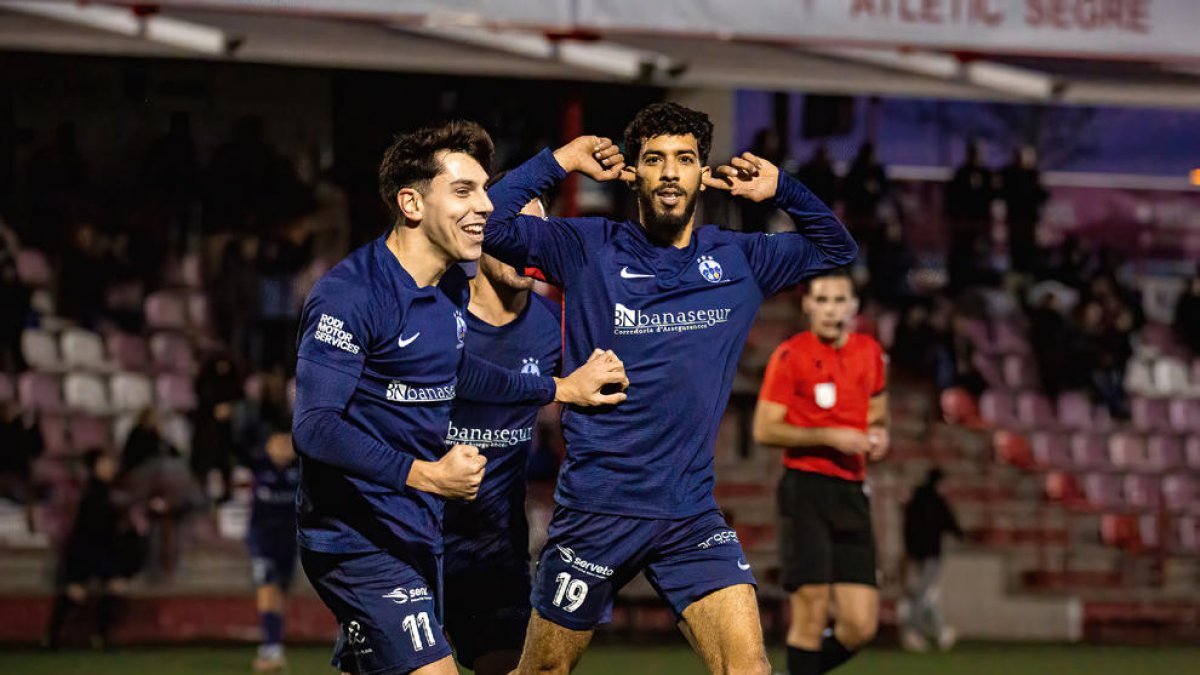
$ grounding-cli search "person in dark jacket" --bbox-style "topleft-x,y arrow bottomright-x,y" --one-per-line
901,468 -> 963,652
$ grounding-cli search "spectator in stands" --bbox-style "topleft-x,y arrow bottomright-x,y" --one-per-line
0,401 -> 42,531
944,139 -> 995,266
119,407 -> 179,478
998,145 -> 1049,274
25,122 -> 90,248
0,224 -> 30,372
1174,267 -> 1200,354
1029,290 -> 1073,397
866,219 -> 917,308
45,449 -> 129,650
890,301 -> 939,382
214,235 -> 262,365
255,224 -> 312,371
57,222 -> 114,328
841,141 -> 888,234
795,144 -> 839,209
1076,301 -> 1133,419
900,468 -> 963,653
192,353 -> 241,503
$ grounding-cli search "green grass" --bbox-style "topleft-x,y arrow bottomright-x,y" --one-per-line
1,643 -> 1198,674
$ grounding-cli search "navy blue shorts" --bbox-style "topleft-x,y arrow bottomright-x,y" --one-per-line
443,563 -> 531,669
301,549 -> 451,675
531,506 -> 756,631
248,525 -> 298,590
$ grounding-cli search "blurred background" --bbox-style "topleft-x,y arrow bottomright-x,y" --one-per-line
0,1 -> 1198,672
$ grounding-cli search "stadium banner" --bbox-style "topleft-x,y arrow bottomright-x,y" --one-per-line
577,0 -> 1200,61
120,0 -> 572,27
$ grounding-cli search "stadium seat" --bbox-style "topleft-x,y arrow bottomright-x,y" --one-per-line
876,311 -> 898,351
64,373 -> 110,415
1137,514 -> 1163,551
1123,474 -> 1162,510
1016,391 -> 1056,428
961,319 -> 991,353
60,327 -> 110,372
39,415 -> 69,456
1070,433 -> 1110,469
15,249 -> 52,287
1082,473 -> 1123,509
1162,475 -> 1198,513
980,389 -> 1019,428
1030,432 -> 1070,469
71,415 -> 112,451
1131,397 -> 1170,430
1168,399 -> 1200,433
186,292 -> 210,331
145,291 -> 188,330
20,329 -> 61,371
1177,517 -> 1200,553
993,319 -> 1030,355
109,333 -> 151,371
972,353 -> 1006,390
1146,434 -> 1184,470
18,372 -> 63,413
156,373 -> 197,412
110,373 -> 154,413
1124,358 -> 1155,397
158,412 -> 193,455
993,430 -> 1033,469
1002,355 -> 1039,390
1187,436 -> 1200,470
150,332 -> 195,373
1137,322 -> 1177,356
1109,433 -> 1149,471
181,253 -> 203,288
1056,391 -> 1093,429
1151,358 -> 1190,397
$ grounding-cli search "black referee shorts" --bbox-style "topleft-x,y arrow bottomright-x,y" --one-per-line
777,469 -> 878,590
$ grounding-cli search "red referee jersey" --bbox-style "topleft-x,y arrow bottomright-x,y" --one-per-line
758,331 -> 886,482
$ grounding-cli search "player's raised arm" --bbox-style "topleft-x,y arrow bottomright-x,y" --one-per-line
709,151 -> 859,296
483,136 -> 624,285
456,347 -> 628,408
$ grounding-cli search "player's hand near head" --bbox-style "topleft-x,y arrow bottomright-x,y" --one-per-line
825,427 -> 873,456
554,348 -> 629,407
704,151 -> 780,202
553,136 -> 626,182
406,444 -> 486,500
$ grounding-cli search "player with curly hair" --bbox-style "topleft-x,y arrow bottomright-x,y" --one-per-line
485,102 -> 859,674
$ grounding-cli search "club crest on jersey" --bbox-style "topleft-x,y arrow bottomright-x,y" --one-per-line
814,382 -> 838,409
697,255 -> 723,283
454,310 -> 466,350
521,357 -> 541,376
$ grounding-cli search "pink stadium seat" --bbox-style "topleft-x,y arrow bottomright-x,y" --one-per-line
15,249 -> 52,287
109,333 -> 150,372
1017,391 -> 1056,428
18,372 -> 63,413
1138,322 -> 1177,355
71,415 -> 112,451
1162,475 -> 1199,513
1056,392 -> 1093,429
150,333 -> 195,373
1132,397 -> 1171,430
145,291 -> 188,330
1188,436 -> 1200,470
21,329 -> 61,371
186,292 -> 210,331
61,328 -> 109,372
39,414 -> 69,456
972,354 -> 1005,390
1168,399 -> 1200,433
1146,435 -> 1184,471
1109,433 -> 1150,471
1082,473 -> 1123,509
1137,514 -> 1163,551
156,374 -> 197,412
980,389 -> 1018,428
961,319 -> 991,353
993,319 -> 1030,355
1124,474 -> 1162,510
1003,355 -> 1038,390
1178,517 -> 1200,553
1070,433 -> 1110,469
1030,432 -> 1070,469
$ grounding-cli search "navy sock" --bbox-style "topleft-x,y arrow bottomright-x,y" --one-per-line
787,646 -> 822,675
819,633 -> 856,673
261,611 -> 283,646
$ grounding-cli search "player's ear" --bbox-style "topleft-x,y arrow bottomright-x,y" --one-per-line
700,165 -> 711,191
849,295 -> 861,316
397,188 -> 423,223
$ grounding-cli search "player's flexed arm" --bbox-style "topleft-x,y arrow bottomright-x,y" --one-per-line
483,137 -> 625,286
706,152 -> 859,296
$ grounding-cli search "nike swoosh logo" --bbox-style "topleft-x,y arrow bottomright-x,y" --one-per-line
737,558 -> 751,571
397,332 -> 420,348
620,266 -> 654,279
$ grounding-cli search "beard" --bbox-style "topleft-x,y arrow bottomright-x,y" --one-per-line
636,179 -> 699,246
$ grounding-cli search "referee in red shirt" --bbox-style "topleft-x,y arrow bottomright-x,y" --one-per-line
753,269 -> 888,675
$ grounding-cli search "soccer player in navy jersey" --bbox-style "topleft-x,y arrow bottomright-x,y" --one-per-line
442,181 -> 561,675
292,121 -> 627,675
484,102 -> 859,674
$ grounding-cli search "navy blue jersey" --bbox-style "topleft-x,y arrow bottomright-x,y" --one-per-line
443,293 -> 562,576
484,150 -> 858,519
248,458 -> 299,532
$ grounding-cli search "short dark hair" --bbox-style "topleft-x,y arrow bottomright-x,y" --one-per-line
623,102 -> 713,164
805,268 -> 857,296
378,120 -> 495,220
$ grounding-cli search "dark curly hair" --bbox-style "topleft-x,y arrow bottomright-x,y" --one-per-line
378,120 -> 495,221
623,102 -> 713,165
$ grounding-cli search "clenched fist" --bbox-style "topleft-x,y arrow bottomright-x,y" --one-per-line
407,444 -> 487,500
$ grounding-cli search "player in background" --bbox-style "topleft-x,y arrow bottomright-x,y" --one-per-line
292,121 -> 627,675
442,177 -> 561,675
484,102 -> 858,674
753,270 -> 889,675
